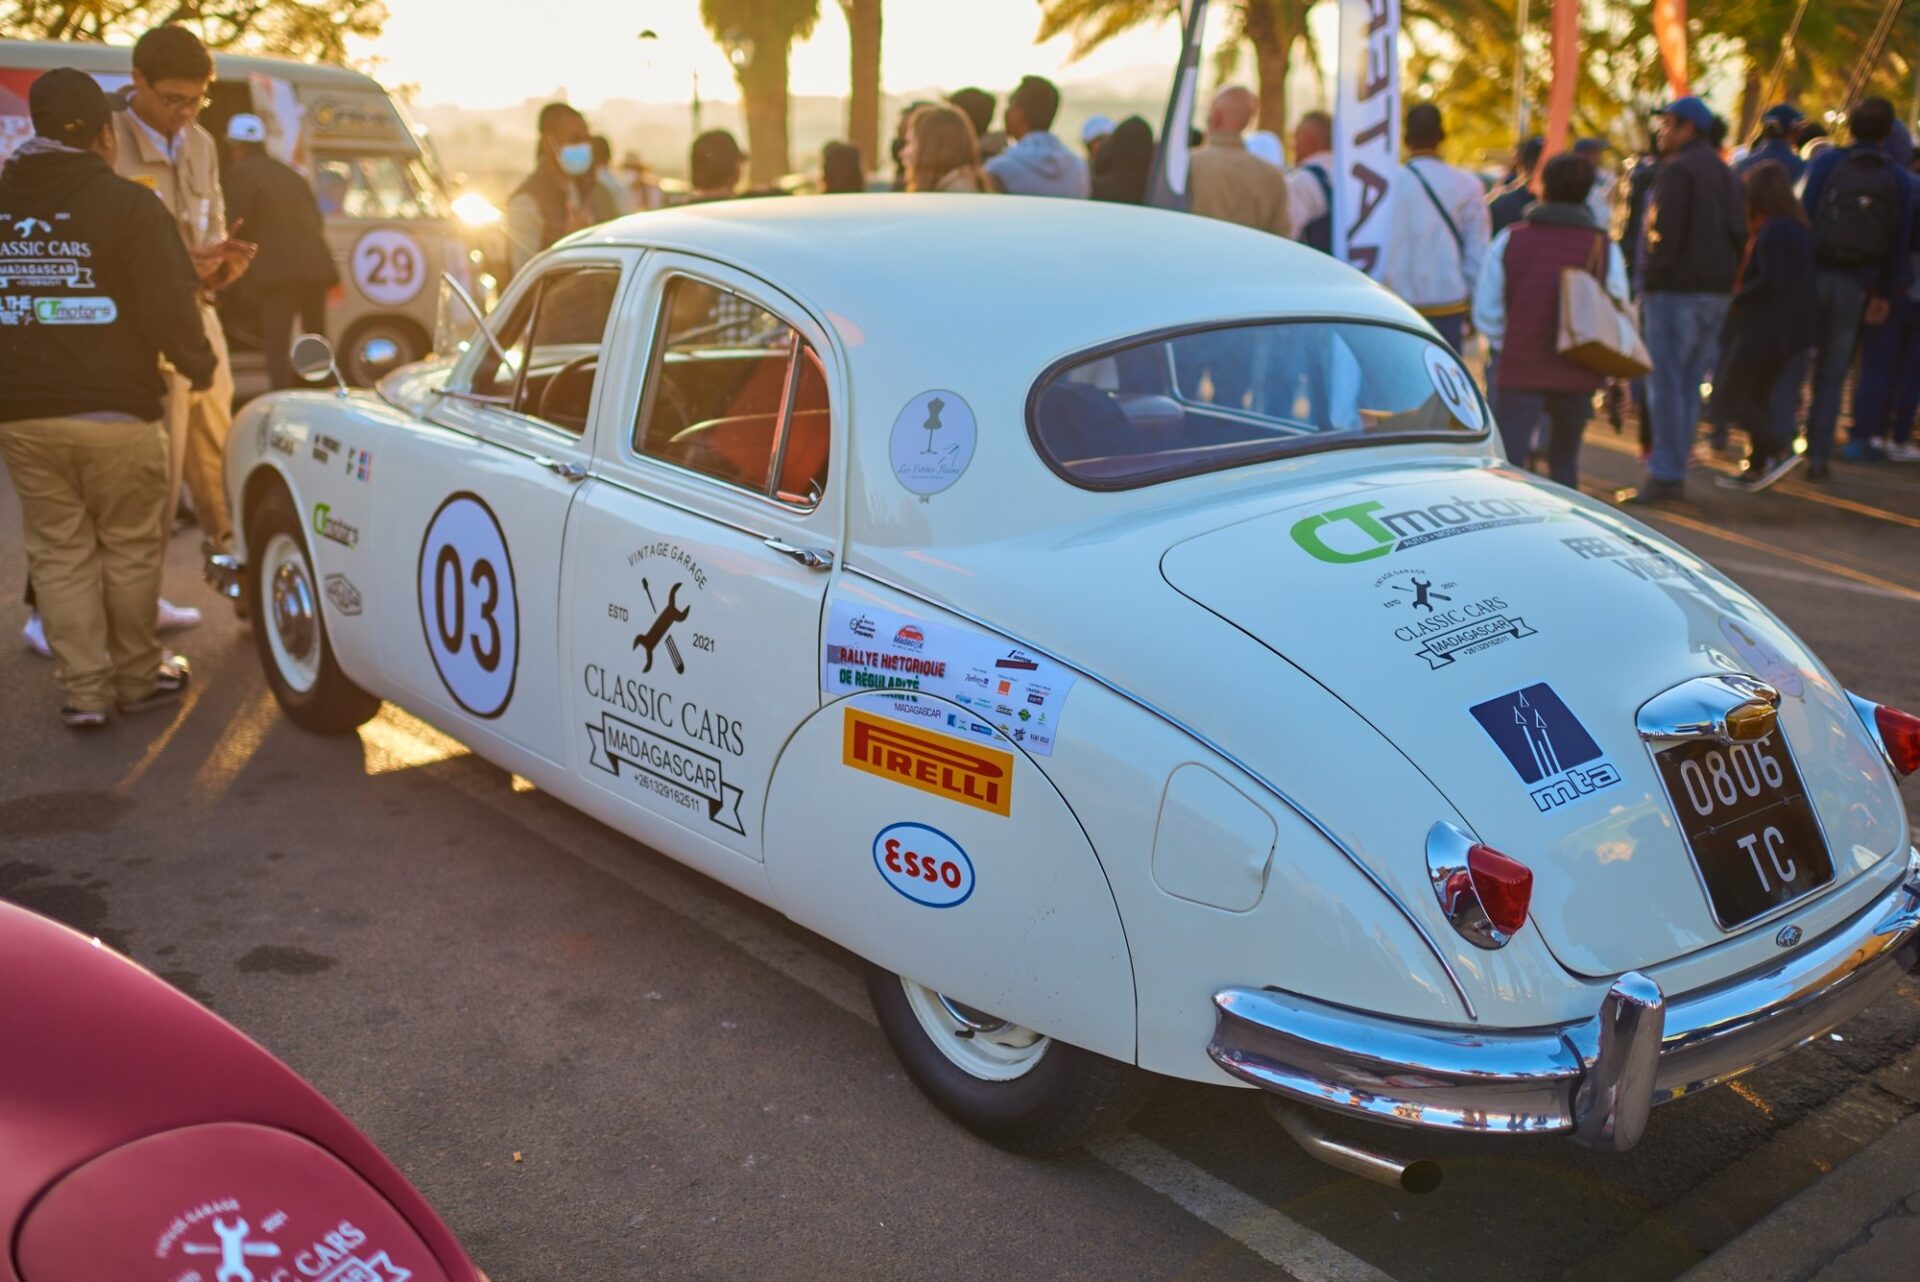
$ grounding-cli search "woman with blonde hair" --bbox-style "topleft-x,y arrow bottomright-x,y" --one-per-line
903,103 -> 989,193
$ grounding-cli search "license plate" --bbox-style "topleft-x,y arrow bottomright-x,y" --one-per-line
1653,733 -> 1833,929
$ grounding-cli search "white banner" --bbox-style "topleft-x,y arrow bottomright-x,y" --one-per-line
1332,0 -> 1399,278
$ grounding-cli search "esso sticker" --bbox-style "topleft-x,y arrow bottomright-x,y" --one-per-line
417,492 -> 519,718
1423,346 -> 1484,430
873,822 -> 975,908
351,227 -> 425,307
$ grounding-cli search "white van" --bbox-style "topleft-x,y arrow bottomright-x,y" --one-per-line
1,39 -> 490,383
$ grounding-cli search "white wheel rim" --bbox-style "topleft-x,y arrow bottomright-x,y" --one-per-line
262,531 -> 322,693
900,978 -> 1049,1081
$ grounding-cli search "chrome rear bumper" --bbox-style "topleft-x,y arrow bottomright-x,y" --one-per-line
1209,848 -> 1920,1151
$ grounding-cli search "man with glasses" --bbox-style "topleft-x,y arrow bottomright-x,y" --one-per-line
110,23 -> 254,564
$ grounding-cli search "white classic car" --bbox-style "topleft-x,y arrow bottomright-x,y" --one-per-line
213,197 -> 1920,1189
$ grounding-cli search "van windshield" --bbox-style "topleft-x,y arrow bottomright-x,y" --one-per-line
314,153 -> 448,221
1029,321 -> 1488,489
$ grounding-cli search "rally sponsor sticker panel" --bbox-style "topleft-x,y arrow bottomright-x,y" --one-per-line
822,601 -> 1075,756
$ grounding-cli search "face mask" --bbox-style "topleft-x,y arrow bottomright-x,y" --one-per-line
558,142 -> 594,176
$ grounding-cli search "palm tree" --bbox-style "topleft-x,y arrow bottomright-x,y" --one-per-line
700,0 -> 822,186
842,0 -> 884,172
1038,0 -> 1314,136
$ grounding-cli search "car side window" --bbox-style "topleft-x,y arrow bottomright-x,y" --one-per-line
634,276 -> 830,506
469,265 -> 621,434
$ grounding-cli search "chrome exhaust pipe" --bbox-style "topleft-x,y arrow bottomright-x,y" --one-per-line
1268,1100 -> 1442,1194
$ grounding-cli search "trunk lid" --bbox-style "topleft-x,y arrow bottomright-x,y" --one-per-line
1160,465 -> 1902,976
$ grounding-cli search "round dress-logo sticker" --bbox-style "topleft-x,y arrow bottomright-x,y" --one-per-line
1719,616 -> 1806,698
873,822 -> 975,907
889,389 -> 976,497
351,227 -> 426,307
417,492 -> 519,718
1423,346 -> 1484,430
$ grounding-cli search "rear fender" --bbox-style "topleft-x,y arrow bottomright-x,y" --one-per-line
762,690 -> 1136,1063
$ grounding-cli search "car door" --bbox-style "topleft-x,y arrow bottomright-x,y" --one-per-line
378,247 -> 640,769
567,256 -> 842,861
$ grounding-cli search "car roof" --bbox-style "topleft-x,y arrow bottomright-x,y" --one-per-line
577,194 -> 1424,359
0,37 -> 388,90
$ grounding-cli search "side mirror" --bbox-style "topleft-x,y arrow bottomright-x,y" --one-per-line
289,333 -> 346,394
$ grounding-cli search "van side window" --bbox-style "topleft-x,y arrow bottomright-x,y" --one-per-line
634,276 -> 830,507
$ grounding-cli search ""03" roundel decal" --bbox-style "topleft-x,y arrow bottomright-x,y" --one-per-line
873,822 -> 975,908
417,492 -> 519,718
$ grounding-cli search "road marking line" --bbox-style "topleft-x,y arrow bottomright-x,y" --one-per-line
1712,557 -> 1920,604
1583,486 -> 1920,598
421,750 -> 1388,1281
1090,1133 -> 1396,1282
1647,506 -> 1920,597
1582,430 -> 1920,530
186,690 -> 278,805
114,682 -> 204,795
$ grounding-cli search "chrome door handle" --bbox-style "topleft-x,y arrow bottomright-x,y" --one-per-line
763,537 -> 834,571
536,456 -> 588,482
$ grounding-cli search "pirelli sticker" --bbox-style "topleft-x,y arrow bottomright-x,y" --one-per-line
842,707 -> 1013,816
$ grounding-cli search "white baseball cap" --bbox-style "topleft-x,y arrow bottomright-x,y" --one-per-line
1081,114 -> 1115,145
226,113 -> 267,143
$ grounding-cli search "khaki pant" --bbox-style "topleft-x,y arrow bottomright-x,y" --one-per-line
165,300 -> 235,549
0,416 -> 170,712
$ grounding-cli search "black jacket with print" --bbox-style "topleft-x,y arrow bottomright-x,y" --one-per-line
0,142 -> 215,423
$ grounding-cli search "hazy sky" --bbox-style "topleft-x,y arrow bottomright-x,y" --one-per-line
357,0 -> 1224,108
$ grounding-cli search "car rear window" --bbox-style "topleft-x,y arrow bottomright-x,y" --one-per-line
1029,322 -> 1488,489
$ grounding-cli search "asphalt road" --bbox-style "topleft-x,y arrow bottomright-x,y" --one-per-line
2,419 -> 1918,1282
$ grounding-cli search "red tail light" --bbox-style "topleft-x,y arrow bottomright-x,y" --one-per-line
1467,844 -> 1534,937
1876,705 -> 1920,777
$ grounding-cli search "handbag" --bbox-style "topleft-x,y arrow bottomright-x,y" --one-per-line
1557,233 -> 1652,377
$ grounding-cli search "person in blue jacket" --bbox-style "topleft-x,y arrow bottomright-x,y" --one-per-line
1797,97 -> 1917,478
1737,103 -> 1808,184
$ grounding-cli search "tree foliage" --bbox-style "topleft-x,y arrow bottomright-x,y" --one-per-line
0,0 -> 387,64
1037,0 -> 1920,167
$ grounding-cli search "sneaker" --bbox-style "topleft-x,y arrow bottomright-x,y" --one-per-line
1621,479 -> 1686,505
60,705 -> 110,730
1717,454 -> 1804,492
1754,453 -> 1806,489
1885,441 -> 1920,463
1841,439 -> 1888,462
22,611 -> 50,658
156,598 -> 202,634
118,653 -> 191,715
1806,460 -> 1831,481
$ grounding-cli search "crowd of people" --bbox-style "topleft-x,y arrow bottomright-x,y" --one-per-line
5,18 -> 1920,728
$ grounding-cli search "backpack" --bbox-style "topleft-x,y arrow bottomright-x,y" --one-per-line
1301,163 -> 1333,253
1812,150 -> 1901,268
